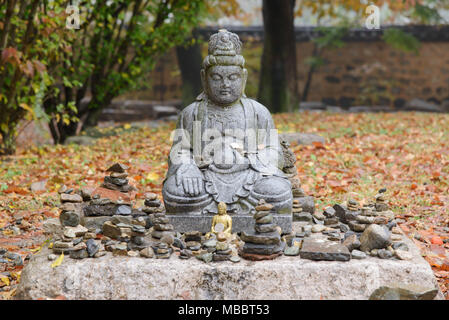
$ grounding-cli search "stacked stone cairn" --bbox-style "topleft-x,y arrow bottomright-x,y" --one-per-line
184,231 -> 203,259
150,211 -> 175,239
101,192 -> 177,259
154,242 -> 172,259
142,192 -> 165,215
102,215 -> 150,257
213,232 -> 232,262
58,186 -> 85,227
195,231 -> 241,263
49,187 -> 106,260
279,139 -> 315,220
50,223 -> 107,260
81,163 -> 142,232
101,163 -> 135,192
239,199 -> 283,260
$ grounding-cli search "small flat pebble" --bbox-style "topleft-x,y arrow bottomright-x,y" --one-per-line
351,250 -> 367,260
47,254 -> 57,261
311,224 -> 325,233
230,256 -> 240,263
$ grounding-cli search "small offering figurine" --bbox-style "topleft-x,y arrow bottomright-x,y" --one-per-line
210,202 -> 232,237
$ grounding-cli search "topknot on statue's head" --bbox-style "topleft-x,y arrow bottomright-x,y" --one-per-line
208,29 -> 242,56
202,29 -> 245,70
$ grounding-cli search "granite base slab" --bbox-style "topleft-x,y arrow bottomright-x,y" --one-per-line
16,234 -> 442,300
166,214 -> 292,234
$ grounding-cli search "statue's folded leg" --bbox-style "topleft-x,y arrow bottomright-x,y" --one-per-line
250,176 -> 293,214
162,175 -> 213,214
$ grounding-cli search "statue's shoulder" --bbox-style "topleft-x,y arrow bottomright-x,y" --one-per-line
179,92 -> 207,117
181,101 -> 198,115
179,100 -> 201,122
242,97 -> 272,118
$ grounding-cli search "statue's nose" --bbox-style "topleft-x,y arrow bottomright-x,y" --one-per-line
222,79 -> 231,88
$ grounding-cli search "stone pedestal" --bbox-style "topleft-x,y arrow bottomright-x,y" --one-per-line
16,234 -> 442,300
166,213 -> 292,234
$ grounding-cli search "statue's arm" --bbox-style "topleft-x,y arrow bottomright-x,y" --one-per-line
211,216 -> 217,233
166,103 -> 204,196
225,216 -> 232,233
167,105 -> 195,176
254,102 -> 285,171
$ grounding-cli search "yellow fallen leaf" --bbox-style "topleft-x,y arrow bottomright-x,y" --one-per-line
51,253 -> 64,268
124,123 -> 131,130
48,242 -> 53,249
146,172 -> 160,181
9,272 -> 20,281
0,276 -> 10,286
2,230 -> 13,236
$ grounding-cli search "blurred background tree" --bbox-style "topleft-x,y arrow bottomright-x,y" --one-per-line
258,0 -> 298,113
1,0 -> 449,154
47,0 -> 207,143
0,0 -> 76,155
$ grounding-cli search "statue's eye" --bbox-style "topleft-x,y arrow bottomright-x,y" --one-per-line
229,74 -> 239,80
211,74 -> 221,80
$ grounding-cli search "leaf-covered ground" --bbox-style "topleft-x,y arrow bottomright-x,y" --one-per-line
0,112 -> 448,299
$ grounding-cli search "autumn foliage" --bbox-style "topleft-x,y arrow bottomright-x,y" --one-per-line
1,112 -> 449,298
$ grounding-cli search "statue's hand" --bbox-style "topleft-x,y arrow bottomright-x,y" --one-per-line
175,164 -> 204,197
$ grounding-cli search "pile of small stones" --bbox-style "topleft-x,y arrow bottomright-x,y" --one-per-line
280,139 -> 315,218
101,163 -> 136,192
69,163 -> 142,230
58,185 -> 84,227
50,224 -> 106,260
239,200 -> 283,260
142,192 -> 165,215
177,231 -> 240,263
48,161 -> 411,265
150,211 -> 175,239
212,233 -> 233,262
154,242 -> 172,259
283,188 -> 411,261
0,249 -> 24,269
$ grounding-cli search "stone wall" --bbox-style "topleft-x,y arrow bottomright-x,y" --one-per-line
125,26 -> 449,110
296,41 -> 449,108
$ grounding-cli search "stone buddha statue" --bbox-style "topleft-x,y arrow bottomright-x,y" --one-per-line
162,29 -> 293,217
210,202 -> 232,237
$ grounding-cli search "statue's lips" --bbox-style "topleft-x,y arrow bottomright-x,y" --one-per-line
219,90 -> 231,95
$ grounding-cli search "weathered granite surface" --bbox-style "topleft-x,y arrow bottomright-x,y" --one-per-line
167,214 -> 292,234
16,234 -> 441,300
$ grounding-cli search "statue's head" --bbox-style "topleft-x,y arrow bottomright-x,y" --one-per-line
201,29 -> 248,106
217,201 -> 227,215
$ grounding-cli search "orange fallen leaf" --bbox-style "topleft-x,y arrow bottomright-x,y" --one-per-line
431,236 -> 444,245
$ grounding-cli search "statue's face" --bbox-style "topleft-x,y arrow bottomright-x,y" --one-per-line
203,65 -> 247,106
217,202 -> 227,215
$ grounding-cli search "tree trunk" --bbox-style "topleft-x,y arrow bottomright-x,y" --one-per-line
0,128 -> 16,155
301,43 -> 319,102
258,0 -> 298,113
176,41 -> 203,107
